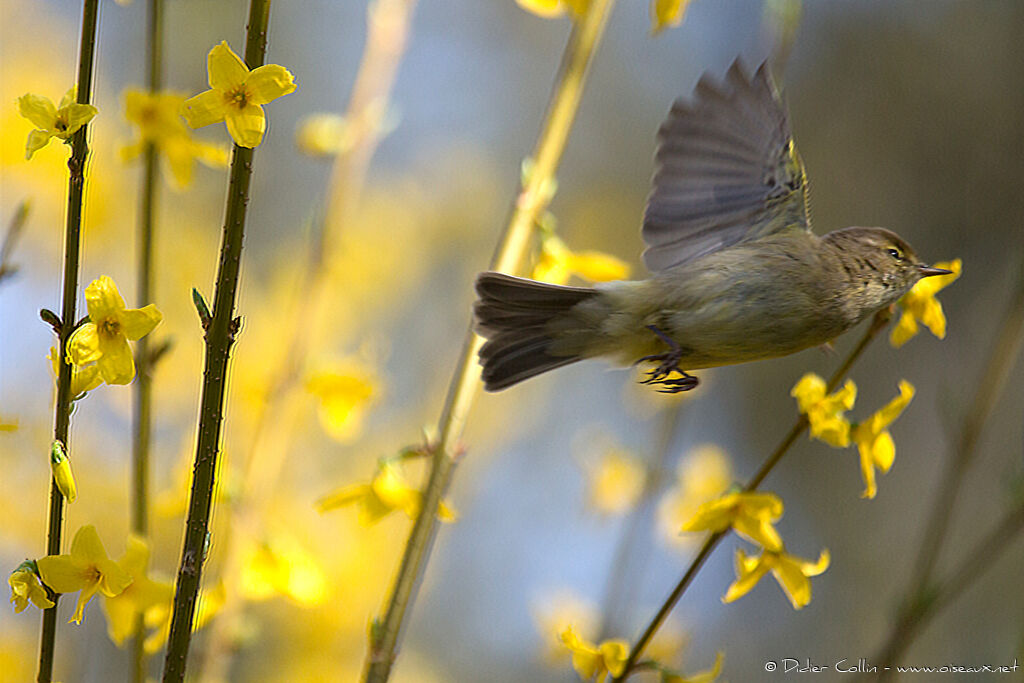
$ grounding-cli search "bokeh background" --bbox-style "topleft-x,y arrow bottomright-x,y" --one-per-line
2,0 -> 1022,681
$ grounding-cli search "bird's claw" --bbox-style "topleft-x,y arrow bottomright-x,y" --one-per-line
634,324 -> 700,393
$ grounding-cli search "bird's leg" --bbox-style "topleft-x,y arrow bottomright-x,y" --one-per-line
634,325 -> 699,393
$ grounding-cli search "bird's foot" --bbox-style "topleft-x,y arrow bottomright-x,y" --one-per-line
634,325 -> 700,393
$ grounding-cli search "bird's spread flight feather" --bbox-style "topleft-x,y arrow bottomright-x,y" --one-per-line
642,60 -> 811,272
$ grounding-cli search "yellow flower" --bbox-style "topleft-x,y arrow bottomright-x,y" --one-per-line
517,0 -> 591,19
121,89 -> 229,189
182,41 -> 296,148
316,462 -> 456,526
8,561 -> 54,612
238,532 -> 327,607
851,380 -> 915,499
531,589 -> 599,664
36,525 -> 133,624
48,346 -> 101,398
17,87 -> 98,159
50,440 -> 77,503
792,373 -> 857,447
558,624 -> 629,681
723,547 -> 830,610
101,536 -> 173,647
305,360 -> 378,443
658,445 -> 732,548
295,105 -> 396,157
66,276 -> 162,385
663,652 -> 724,683
584,448 -> 645,515
651,0 -> 694,33
0,417 -> 18,432
890,259 -> 962,348
680,491 -> 784,552
532,233 -> 630,286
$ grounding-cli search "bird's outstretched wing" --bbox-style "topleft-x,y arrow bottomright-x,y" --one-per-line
641,60 -> 810,272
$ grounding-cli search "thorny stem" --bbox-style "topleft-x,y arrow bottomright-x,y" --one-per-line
160,1 -> 271,681
362,2 -> 618,680
36,3 -> 100,682
196,2 -> 418,681
614,309 -> 892,681
868,270 -> 1024,680
131,0 -> 164,680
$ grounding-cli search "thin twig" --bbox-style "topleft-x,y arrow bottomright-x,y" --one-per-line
362,3 -> 618,680
0,200 -> 29,284
160,2 -> 272,680
196,2 -> 418,681
37,2 -> 101,681
614,308 -> 892,680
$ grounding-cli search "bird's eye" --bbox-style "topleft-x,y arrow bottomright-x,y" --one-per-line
886,247 -> 903,260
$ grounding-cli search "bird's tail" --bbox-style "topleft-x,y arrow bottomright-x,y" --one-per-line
473,272 -> 597,391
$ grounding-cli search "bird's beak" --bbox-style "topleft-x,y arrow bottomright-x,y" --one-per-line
917,264 -> 953,278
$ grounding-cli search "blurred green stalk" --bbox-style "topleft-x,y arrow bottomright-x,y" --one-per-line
131,0 -> 164,680
160,1 -> 272,681
614,309 -> 893,681
362,2 -> 617,681
37,1 -> 101,681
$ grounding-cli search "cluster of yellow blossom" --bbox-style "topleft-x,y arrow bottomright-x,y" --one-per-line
792,374 -> 915,499
682,491 -> 829,610
890,259 -> 961,348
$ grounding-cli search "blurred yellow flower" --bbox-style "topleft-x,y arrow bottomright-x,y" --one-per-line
584,448 -> 645,515
239,533 -> 327,607
50,440 -> 76,503
681,491 -> 784,552
532,233 -> 630,285
36,525 -> 133,624
851,380 -> 915,499
101,535 -> 173,647
182,41 -> 296,148
517,0 -> 590,19
48,346 -> 101,398
651,0 -> 693,33
8,561 -> 54,612
17,87 -> 97,159
305,360 -> 378,443
890,259 -> 961,348
317,462 -> 456,526
558,624 -> 628,681
723,547 -> 830,610
658,445 -> 732,547
121,89 -> 229,188
0,418 -> 16,432
531,589 -> 599,664
792,374 -> 857,447
67,276 -> 162,385
295,104 -> 396,157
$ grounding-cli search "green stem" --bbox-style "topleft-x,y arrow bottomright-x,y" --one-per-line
362,3 -> 617,680
36,2 -> 100,682
160,2 -> 271,681
131,0 -> 163,680
614,309 -> 892,681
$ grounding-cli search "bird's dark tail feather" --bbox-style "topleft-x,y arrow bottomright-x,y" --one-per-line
474,272 -> 596,391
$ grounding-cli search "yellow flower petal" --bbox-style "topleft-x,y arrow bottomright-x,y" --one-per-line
182,89 -> 229,129
18,93 -> 57,129
62,103 -> 98,133
245,64 -> 297,105
889,311 -> 919,348
84,275 -> 126,321
651,0 -> 692,33
119,303 -> 162,340
722,549 -> 769,604
67,323 -> 101,365
52,458 -> 77,503
208,41 -> 249,91
224,102 -> 266,148
8,566 -> 55,612
516,0 -> 565,17
25,129 -> 53,160
566,250 -> 630,283
58,87 -> 78,110
96,334 -> 136,385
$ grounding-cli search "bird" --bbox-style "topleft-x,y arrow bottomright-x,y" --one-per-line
473,59 -> 951,393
